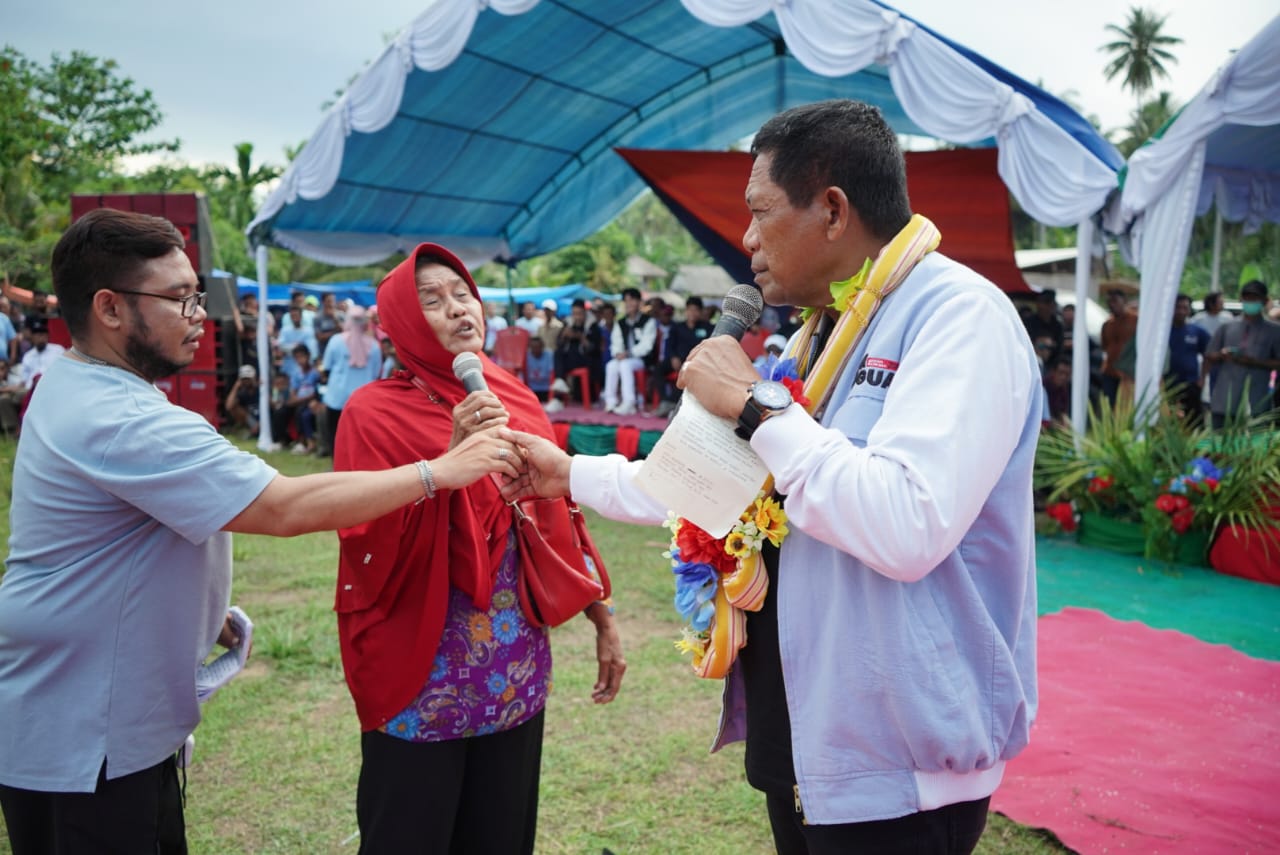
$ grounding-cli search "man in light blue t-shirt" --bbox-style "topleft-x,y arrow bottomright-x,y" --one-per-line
0,209 -> 526,855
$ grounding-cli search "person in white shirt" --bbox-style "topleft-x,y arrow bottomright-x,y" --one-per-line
513,301 -> 544,336
483,302 -> 508,353
503,99 -> 1040,855
19,319 -> 65,390
1189,291 -> 1229,339
602,288 -> 655,415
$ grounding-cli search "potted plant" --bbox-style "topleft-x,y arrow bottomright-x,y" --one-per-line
1036,391 -> 1280,567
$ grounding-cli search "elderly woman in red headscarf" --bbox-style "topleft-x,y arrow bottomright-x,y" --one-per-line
333,244 -> 626,854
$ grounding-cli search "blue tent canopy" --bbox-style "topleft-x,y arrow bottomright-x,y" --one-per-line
247,0 -> 1121,270
222,269 -> 600,314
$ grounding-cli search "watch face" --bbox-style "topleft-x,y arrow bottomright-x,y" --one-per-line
754,380 -> 792,409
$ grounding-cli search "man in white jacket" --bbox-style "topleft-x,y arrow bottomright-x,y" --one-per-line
505,99 -> 1040,855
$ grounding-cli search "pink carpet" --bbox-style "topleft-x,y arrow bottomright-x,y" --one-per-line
546,401 -> 669,431
993,607 -> 1280,853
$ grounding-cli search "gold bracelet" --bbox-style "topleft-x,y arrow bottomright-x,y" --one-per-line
415,459 -> 437,499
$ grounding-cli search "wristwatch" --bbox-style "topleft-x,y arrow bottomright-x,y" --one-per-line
735,380 -> 793,440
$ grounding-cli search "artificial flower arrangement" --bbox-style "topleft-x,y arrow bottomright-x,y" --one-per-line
662,357 -> 808,677
1037,390 -> 1280,565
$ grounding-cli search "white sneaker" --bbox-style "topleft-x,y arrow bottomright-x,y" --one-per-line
613,403 -> 636,416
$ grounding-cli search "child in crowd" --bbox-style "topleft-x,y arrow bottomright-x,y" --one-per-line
525,336 -> 554,402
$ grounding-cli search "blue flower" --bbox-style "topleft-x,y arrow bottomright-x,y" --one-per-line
384,708 -> 421,739
486,672 -> 508,695
764,356 -> 801,383
429,652 -> 448,682
492,608 -> 521,644
1168,476 -> 1188,494
673,561 -> 717,629
1188,456 -> 1223,482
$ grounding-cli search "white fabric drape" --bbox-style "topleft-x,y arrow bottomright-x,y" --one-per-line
249,0 -> 1119,258
1114,14 -> 1280,412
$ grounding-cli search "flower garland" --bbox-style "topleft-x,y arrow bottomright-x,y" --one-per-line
664,359 -> 808,677
659,213 -> 942,678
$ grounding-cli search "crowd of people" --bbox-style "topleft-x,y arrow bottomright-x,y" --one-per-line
223,290 -> 398,455
1022,280 -> 1280,430
488,290 -> 801,418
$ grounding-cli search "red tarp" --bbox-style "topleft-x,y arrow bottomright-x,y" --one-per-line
616,147 -> 1032,294
993,607 -> 1280,853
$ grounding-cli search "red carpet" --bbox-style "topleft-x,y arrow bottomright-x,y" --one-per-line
993,607 -> 1280,853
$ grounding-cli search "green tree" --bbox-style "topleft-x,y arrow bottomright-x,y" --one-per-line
0,47 -> 178,288
21,49 -> 178,202
1118,91 -> 1179,157
1101,7 -> 1183,107
206,143 -> 282,231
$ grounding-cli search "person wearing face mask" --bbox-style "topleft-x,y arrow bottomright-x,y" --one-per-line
1204,280 -> 1280,429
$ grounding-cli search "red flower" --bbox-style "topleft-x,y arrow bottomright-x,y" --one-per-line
1170,508 -> 1195,534
1155,493 -> 1179,513
1087,475 -> 1114,494
1171,495 -> 1191,512
1204,477 -> 1219,492
780,376 -> 810,409
675,521 -> 737,573
1046,502 -> 1077,532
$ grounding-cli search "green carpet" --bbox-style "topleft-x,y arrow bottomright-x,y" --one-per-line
1036,535 -> 1280,661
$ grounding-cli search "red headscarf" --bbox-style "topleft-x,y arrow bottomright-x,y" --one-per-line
333,243 -> 557,731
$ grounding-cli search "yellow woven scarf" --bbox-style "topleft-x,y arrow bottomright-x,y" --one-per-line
691,214 -> 941,679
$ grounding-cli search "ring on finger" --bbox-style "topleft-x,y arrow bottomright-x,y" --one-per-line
475,410 -> 483,422
497,448 -> 508,460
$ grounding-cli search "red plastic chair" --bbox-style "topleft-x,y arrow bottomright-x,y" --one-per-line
565,366 -> 593,409
493,327 -> 530,380
632,367 -> 661,412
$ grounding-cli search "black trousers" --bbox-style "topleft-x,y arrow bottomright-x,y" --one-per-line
356,710 -> 543,855
765,792 -> 989,855
0,756 -> 187,855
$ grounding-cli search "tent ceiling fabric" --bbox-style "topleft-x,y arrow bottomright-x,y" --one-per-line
1111,14 -> 1279,411
618,147 -> 1033,293
247,0 -> 1120,268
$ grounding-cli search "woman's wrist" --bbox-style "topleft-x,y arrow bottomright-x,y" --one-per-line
585,599 -> 615,625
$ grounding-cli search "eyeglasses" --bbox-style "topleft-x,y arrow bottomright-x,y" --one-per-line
110,289 -> 207,318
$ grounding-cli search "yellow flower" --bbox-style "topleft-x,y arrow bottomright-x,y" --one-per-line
724,531 -> 753,558
752,496 -> 789,546
675,628 -> 707,657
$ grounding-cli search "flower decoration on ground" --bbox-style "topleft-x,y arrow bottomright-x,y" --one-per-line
1045,502 -> 1078,533
1036,392 -> 1280,566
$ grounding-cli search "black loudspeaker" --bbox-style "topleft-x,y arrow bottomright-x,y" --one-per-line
203,273 -> 239,320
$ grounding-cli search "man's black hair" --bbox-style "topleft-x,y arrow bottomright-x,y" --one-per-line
50,209 -> 185,339
750,99 -> 912,241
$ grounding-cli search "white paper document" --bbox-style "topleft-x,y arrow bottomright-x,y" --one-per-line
196,605 -> 253,704
633,393 -> 770,538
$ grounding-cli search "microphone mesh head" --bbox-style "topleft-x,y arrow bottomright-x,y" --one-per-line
452,351 -> 482,380
721,284 -> 764,326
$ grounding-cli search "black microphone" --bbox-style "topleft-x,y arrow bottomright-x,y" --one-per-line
452,351 -> 487,393
712,284 -> 765,341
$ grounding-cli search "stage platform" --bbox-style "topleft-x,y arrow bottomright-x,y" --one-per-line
545,402 -> 669,459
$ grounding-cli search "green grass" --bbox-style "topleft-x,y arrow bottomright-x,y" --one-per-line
0,436 -> 1065,853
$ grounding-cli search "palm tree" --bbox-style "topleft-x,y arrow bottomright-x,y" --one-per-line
1119,91 -> 1180,157
206,142 -> 282,231
1101,7 -> 1183,107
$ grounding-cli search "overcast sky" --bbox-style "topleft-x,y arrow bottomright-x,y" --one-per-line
5,0 -> 1275,168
